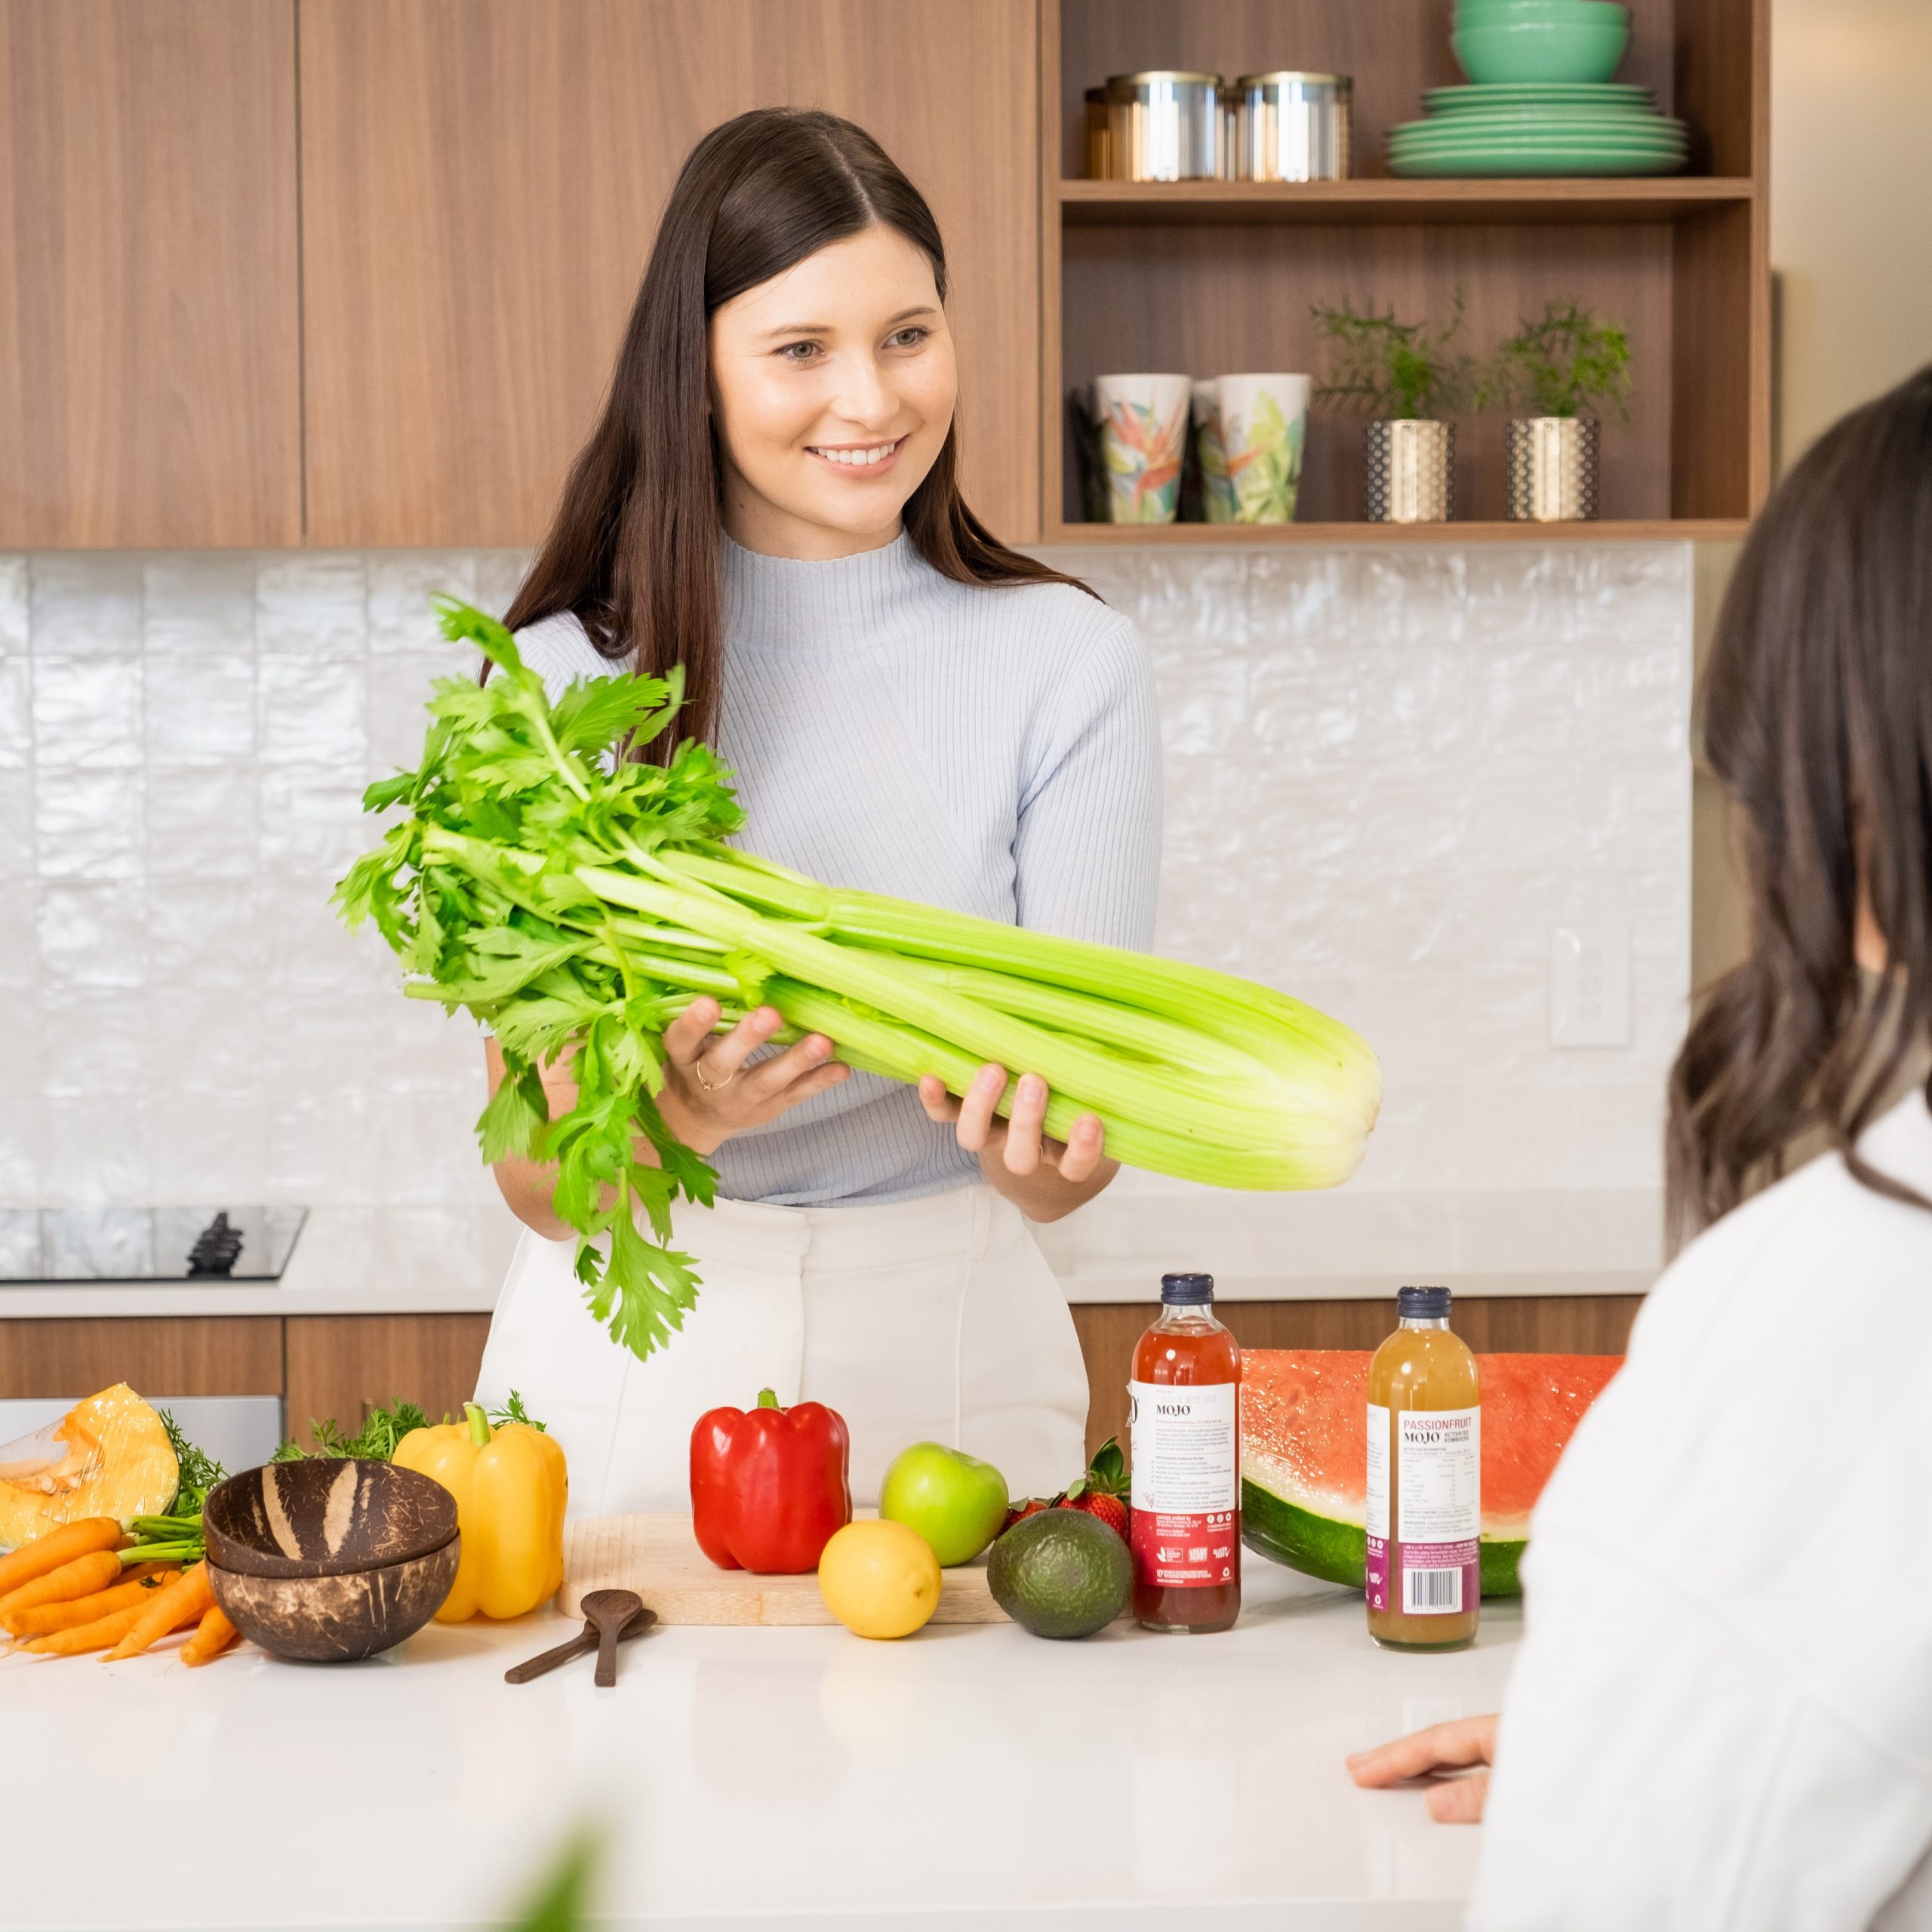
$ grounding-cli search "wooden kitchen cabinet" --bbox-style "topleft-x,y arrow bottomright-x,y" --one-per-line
299,0 -> 1042,549
0,1318 -> 284,1401
0,0 -> 1769,552
0,1314 -> 488,1451
0,0 -> 302,546
282,1315 -> 493,1450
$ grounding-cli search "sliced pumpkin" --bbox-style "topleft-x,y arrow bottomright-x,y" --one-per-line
0,1384 -> 179,1552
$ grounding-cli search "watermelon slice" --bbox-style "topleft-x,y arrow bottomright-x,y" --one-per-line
1240,1349 -> 1623,1597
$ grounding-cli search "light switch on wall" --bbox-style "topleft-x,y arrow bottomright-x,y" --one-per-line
1550,923 -> 1632,1048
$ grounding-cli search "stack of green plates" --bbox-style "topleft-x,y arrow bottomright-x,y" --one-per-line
1386,83 -> 1687,177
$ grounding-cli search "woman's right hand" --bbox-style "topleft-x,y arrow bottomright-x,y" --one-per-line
655,998 -> 849,1156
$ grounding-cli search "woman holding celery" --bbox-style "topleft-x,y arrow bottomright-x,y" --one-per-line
473,109 -> 1159,1514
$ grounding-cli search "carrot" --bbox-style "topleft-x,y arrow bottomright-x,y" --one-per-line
6,1569 -> 180,1638
106,1561 -> 211,1660
0,1549 -> 125,1625
181,1604 -> 238,1666
23,1601 -> 149,1656
0,1518 -> 123,1598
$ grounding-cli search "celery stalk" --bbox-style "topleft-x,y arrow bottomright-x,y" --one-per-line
334,598 -> 1382,1364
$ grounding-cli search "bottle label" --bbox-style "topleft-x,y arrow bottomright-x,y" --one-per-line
1128,1380 -> 1238,1589
1365,1403 -> 1481,1617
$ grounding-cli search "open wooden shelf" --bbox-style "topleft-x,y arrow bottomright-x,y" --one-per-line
1059,177 -> 1758,227
1043,517 -> 1751,545
1041,0 -> 1771,540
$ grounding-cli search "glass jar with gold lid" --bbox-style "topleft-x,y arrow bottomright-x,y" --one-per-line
1103,71 -> 1223,181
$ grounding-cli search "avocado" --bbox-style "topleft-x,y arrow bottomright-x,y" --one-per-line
987,1508 -> 1131,1638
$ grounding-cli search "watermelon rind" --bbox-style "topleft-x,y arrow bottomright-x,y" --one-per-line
1242,1477 -> 1527,1598
1241,1478 -> 1363,1588
1481,1540 -> 1525,1598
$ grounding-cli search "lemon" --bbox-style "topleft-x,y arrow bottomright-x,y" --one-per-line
817,1520 -> 942,1639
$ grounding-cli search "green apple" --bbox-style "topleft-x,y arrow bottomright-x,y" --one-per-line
878,1442 -> 1009,1567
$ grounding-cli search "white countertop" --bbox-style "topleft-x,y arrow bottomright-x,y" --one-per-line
0,1184 -> 1656,1321
0,1561 -> 1515,1930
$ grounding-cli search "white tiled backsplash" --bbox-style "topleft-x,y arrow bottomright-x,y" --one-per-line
0,544 -> 1691,1292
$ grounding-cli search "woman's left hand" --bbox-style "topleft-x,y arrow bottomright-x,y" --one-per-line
918,1066 -> 1115,1220
1346,1714 -> 1497,1823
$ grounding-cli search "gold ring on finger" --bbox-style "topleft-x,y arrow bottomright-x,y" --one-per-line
693,1058 -> 734,1094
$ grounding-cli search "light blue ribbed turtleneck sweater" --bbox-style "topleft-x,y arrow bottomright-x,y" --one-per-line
515,531 -> 1162,1207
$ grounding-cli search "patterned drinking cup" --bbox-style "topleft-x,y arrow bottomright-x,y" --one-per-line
1211,374 -> 1311,523
1095,374 -> 1192,524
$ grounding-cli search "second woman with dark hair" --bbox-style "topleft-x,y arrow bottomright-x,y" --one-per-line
1349,367 -> 1932,1924
471,109 -> 1161,1515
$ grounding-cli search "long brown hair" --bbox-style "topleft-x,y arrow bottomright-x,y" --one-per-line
503,107 -> 1088,740
1666,366 -> 1932,1243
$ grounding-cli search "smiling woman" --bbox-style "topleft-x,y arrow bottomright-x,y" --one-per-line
709,230 -> 955,552
469,110 -> 1164,1518
502,109 -> 1080,747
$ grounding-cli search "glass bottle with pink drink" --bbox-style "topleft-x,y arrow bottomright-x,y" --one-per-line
1129,1271 -> 1241,1633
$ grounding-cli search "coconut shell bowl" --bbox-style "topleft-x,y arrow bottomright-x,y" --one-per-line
203,1459 -> 460,1663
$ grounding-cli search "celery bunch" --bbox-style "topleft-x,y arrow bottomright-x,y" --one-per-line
336,599 -> 1380,1363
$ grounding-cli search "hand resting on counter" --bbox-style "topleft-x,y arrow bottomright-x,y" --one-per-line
1347,1712 -> 1498,1823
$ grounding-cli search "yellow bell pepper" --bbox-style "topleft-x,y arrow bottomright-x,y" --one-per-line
392,1401 -> 567,1621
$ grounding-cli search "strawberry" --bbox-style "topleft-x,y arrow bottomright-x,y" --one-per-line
1059,1490 -> 1131,1544
1000,1496 -> 1054,1536
1055,1435 -> 1131,1547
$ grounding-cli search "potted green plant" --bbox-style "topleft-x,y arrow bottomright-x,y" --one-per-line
1312,292 -> 1474,523
1479,300 -> 1632,521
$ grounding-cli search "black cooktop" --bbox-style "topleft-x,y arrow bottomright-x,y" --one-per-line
0,1208 -> 309,1283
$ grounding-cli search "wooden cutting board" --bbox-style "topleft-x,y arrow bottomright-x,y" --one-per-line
560,1512 -> 1011,1626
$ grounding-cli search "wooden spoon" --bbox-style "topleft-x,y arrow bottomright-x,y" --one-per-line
584,1587 -> 646,1688
504,1591 -> 654,1685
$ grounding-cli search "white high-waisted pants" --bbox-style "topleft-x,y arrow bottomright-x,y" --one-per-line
472,1185 -> 1089,1518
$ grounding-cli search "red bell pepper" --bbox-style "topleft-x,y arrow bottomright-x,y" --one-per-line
689,1389 -> 852,1574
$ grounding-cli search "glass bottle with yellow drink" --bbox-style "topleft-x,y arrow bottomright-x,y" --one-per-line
1366,1285 -> 1479,1651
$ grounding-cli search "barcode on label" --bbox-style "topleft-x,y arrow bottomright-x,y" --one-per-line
1404,1567 -> 1462,1614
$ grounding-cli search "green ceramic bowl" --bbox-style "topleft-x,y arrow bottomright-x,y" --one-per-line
1454,0 -> 1629,23
1453,18 -> 1631,83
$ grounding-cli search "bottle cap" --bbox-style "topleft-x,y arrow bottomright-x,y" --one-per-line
1397,1284 -> 1451,1319
1160,1272 -> 1214,1305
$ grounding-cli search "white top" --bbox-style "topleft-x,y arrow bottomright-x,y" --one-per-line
1472,1091 -> 1932,1928
515,532 -> 1162,1208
